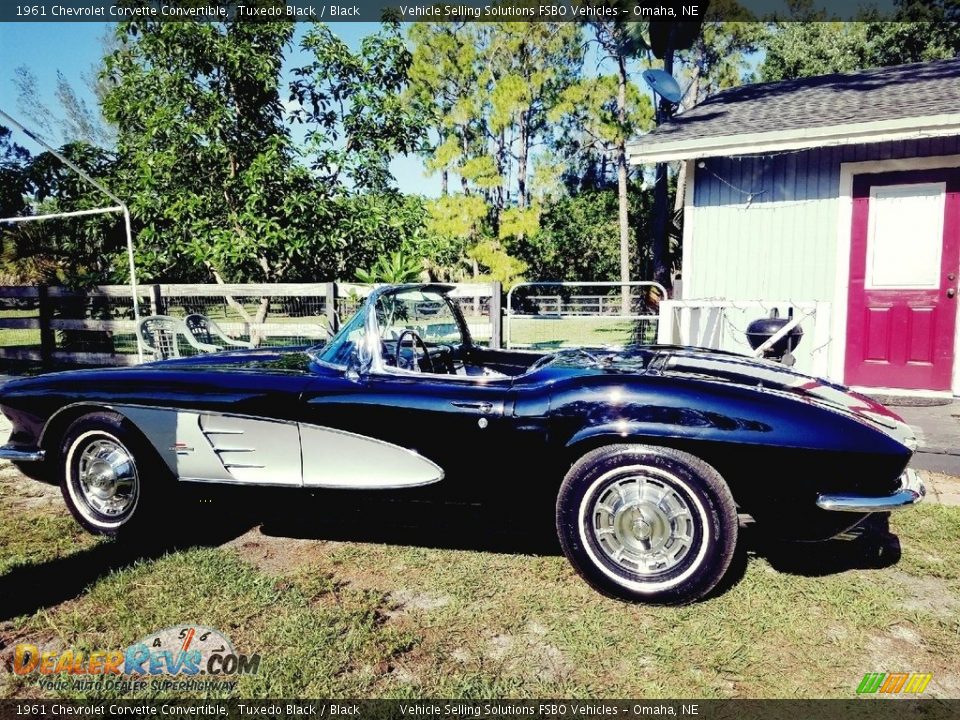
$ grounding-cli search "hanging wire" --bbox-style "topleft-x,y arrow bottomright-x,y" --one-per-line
698,164 -> 766,198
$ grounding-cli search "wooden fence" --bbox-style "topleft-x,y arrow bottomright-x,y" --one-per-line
0,282 -> 502,368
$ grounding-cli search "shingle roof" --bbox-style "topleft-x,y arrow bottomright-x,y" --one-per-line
628,57 -> 960,162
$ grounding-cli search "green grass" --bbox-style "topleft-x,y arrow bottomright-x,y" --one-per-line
506,316 -> 657,349
1,462 -> 958,700
0,308 -> 41,349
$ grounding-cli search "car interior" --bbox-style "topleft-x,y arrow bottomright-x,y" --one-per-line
316,288 -> 549,378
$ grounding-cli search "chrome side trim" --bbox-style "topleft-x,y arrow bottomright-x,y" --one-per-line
0,445 -> 45,463
816,469 -> 925,512
197,414 -> 300,485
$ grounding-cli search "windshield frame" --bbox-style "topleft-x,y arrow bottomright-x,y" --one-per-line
310,284 -> 473,373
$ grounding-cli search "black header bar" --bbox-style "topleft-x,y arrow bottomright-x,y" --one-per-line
0,0 -> 947,23
1,700 -> 959,720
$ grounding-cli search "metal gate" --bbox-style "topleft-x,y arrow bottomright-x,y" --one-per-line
505,281 -> 666,350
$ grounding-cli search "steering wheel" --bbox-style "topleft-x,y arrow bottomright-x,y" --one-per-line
395,329 -> 434,373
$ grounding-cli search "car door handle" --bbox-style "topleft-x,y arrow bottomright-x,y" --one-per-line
452,401 -> 494,414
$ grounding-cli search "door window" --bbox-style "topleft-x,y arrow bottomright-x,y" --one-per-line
866,183 -> 945,290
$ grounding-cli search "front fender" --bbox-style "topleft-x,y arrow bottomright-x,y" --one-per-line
553,375 -> 907,457
549,375 -> 911,522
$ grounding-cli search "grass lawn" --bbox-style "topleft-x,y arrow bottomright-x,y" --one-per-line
0,462 -> 958,700
0,308 -> 41,349
507,316 -> 657,349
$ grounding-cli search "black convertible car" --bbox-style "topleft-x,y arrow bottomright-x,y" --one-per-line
0,284 -> 924,604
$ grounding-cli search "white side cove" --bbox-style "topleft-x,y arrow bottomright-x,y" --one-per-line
299,425 -> 444,489
114,406 -> 444,489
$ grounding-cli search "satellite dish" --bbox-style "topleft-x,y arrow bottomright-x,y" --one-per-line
642,69 -> 683,105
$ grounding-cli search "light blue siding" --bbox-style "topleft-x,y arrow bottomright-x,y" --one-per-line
687,136 -> 960,301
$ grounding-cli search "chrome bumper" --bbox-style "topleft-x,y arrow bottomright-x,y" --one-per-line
816,468 -> 925,512
0,445 -> 45,463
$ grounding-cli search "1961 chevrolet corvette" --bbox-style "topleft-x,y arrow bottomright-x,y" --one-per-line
0,284 -> 925,604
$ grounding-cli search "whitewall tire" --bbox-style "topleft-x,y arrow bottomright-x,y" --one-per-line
59,411 -> 163,536
556,444 -> 738,604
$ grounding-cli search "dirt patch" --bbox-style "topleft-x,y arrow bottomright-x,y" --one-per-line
482,625 -> 572,683
864,627 -> 960,698
387,589 -> 451,617
222,527 -> 331,575
888,570 -> 960,620
0,627 -> 64,676
0,463 -> 60,514
921,471 -> 960,506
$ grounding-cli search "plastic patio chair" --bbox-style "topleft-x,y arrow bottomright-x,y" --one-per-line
185,313 -> 255,350
136,315 -> 220,360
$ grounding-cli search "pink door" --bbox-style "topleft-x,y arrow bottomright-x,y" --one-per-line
846,169 -> 960,390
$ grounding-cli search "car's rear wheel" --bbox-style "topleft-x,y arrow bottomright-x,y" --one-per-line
58,411 -> 165,536
556,444 -> 738,605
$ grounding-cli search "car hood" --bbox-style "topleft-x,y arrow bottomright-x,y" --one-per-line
652,346 -> 909,431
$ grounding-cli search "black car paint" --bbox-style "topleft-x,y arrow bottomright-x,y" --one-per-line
0,341 -> 913,540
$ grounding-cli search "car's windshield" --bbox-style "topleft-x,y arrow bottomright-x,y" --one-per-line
315,288 -> 464,368
314,302 -> 368,367
375,289 -> 463,345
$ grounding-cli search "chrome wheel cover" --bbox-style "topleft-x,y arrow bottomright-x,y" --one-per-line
74,435 -> 139,519
589,473 -> 696,575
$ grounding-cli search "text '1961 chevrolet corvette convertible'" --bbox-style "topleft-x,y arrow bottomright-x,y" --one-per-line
0,284 -> 925,604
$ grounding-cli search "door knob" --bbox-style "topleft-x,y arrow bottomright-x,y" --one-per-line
948,288 -> 957,299
452,400 -> 494,414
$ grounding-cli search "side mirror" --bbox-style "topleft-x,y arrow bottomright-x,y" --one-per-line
346,349 -> 363,382
346,343 -> 372,382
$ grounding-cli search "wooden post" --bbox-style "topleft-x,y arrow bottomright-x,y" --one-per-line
489,281 -> 502,349
37,284 -> 55,370
149,284 -> 163,316
325,282 -> 338,334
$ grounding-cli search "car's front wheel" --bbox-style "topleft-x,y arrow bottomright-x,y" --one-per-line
556,444 -> 738,605
59,411 -> 162,536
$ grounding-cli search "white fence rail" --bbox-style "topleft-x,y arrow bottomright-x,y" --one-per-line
505,281 -> 666,350
657,300 -> 832,377
0,281 -> 501,367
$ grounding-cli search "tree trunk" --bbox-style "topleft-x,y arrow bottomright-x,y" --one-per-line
672,69 -> 700,215
493,127 -> 506,236
460,129 -> 470,195
518,110 -> 529,209
207,264 -> 271,348
617,54 -> 631,316
651,51 -> 675,297
439,128 -> 449,196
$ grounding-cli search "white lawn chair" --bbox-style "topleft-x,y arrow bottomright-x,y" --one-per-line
136,315 -> 219,360
185,314 -> 255,350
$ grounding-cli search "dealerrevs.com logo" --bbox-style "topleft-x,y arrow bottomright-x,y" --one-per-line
857,672 -> 933,695
12,625 -> 260,693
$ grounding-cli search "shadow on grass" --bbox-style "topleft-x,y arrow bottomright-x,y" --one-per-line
711,514 -> 902,599
0,489 -> 904,618
265,495 -> 904,601
753,513 -> 902,576
0,507 -> 257,621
